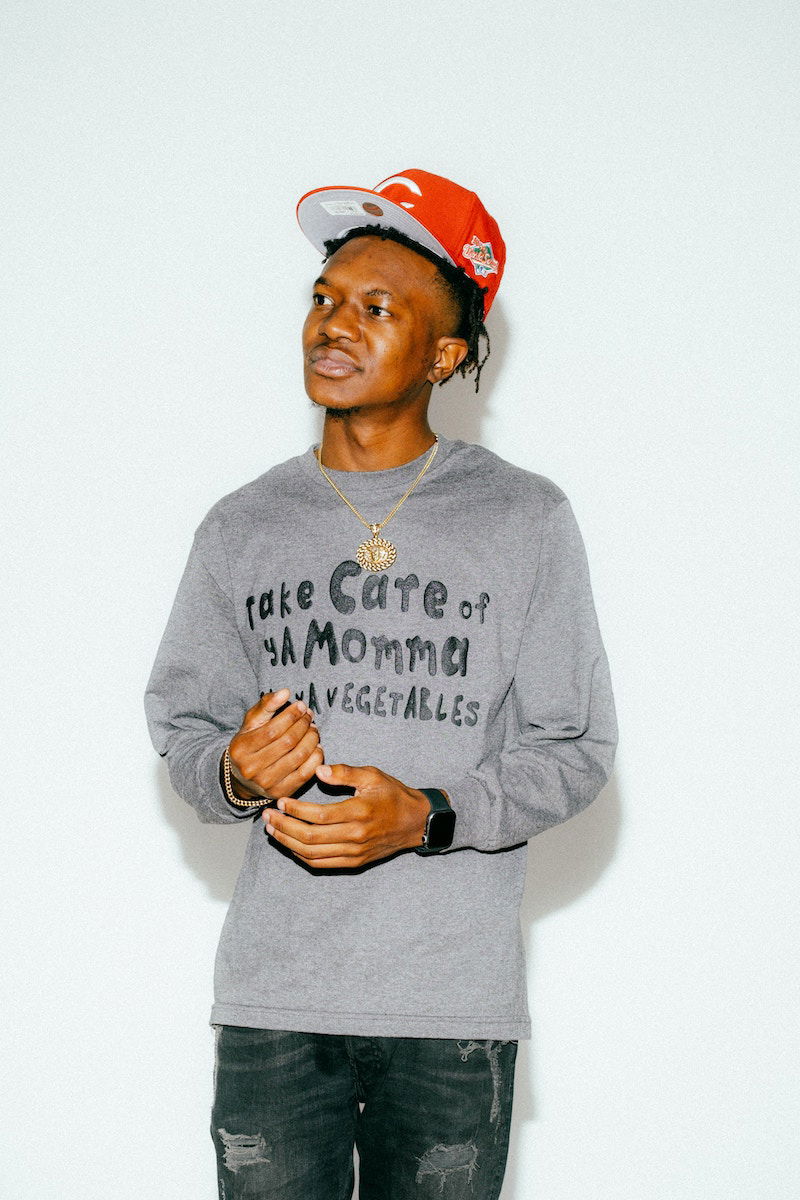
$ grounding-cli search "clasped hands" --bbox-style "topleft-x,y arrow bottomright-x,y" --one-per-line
227,688 -> 430,869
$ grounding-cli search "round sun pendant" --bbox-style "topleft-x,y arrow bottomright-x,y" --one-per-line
357,526 -> 397,572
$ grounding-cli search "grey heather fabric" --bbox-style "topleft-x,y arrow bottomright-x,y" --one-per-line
145,436 -> 617,1039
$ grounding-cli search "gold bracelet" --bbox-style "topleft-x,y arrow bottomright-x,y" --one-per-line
222,747 -> 264,809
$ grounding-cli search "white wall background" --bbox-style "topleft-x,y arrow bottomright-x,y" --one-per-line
3,2 -> 798,1196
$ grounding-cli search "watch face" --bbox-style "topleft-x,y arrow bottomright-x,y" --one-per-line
425,808 -> 457,851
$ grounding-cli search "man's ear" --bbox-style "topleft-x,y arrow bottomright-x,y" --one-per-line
428,337 -> 469,384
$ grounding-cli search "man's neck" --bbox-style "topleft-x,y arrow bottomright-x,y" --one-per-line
319,409 -> 436,472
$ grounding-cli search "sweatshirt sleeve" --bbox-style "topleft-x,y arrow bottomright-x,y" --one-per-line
144,515 -> 262,823
445,496 -> 617,852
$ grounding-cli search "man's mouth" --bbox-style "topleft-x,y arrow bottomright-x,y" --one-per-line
307,346 -> 360,378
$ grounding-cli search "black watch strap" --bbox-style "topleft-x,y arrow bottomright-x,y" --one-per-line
415,788 -> 456,855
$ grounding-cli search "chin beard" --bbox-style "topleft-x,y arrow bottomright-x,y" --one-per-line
311,400 -> 363,419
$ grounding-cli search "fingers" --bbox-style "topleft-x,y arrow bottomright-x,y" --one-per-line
264,815 -> 367,865
266,810 -> 362,848
243,705 -> 313,764
316,762 -> 381,792
276,795 -> 365,825
230,692 -> 324,798
241,688 -> 291,731
275,723 -> 321,777
265,794 -> 377,863
266,742 -> 325,799
241,692 -> 315,753
263,765 -> 428,869
264,802 -> 396,870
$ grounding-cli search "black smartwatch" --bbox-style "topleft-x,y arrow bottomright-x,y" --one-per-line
415,788 -> 456,855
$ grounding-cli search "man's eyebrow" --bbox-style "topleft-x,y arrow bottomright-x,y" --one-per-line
311,278 -> 396,301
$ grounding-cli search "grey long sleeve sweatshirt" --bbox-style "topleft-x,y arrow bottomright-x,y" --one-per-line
145,437 -> 617,1039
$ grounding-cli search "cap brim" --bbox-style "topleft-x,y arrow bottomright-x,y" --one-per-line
296,186 -> 456,268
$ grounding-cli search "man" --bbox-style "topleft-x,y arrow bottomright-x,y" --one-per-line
145,169 -> 617,1199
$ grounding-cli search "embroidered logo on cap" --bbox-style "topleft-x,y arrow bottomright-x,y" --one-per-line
374,175 -> 422,210
461,236 -> 499,277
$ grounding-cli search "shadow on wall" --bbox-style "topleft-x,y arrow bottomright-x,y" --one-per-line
429,296 -> 508,444
525,773 -> 622,923
502,775 -> 622,1199
156,759 -> 253,902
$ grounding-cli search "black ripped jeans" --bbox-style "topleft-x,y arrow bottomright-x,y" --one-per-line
211,1026 -> 517,1199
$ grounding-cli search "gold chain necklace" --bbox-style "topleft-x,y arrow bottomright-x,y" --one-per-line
315,437 -> 439,571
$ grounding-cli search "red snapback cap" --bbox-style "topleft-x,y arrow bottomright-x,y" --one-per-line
296,169 -> 505,314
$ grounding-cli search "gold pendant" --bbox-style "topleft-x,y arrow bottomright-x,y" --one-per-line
357,525 -> 397,572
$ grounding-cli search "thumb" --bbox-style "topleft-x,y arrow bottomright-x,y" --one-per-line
316,762 -> 373,791
242,687 -> 291,731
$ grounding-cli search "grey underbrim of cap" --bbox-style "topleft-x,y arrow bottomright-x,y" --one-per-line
296,187 -> 456,268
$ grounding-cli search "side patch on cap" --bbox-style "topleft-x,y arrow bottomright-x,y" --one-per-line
462,236 -> 499,277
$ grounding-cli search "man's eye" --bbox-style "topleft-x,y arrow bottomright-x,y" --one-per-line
312,293 -> 333,307
367,304 -> 389,317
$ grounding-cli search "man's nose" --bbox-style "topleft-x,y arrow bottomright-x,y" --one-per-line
319,302 -> 360,341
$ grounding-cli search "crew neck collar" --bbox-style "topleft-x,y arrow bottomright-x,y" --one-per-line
305,434 -> 455,483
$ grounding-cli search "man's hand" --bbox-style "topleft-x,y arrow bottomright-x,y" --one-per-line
228,689 -> 324,801
262,763 -> 431,869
